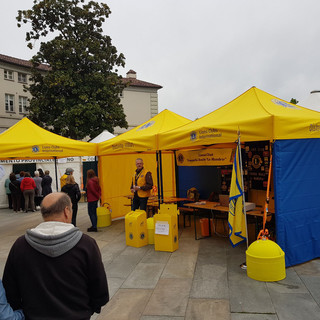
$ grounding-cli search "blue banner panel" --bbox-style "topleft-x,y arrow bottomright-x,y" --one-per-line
274,139 -> 320,266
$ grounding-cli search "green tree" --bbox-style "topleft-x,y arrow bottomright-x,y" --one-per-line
290,98 -> 299,105
17,0 -> 128,139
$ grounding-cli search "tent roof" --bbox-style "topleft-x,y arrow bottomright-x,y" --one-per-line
98,109 -> 191,155
0,118 -> 97,159
90,130 -> 115,143
158,87 -> 320,150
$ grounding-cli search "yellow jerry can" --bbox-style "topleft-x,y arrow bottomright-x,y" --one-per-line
97,203 -> 112,227
125,210 -> 148,248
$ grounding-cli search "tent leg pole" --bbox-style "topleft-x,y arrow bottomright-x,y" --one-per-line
159,150 -> 164,204
156,152 -> 161,207
54,157 -> 58,192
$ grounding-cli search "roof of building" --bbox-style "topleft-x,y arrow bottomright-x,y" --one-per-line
0,53 -> 162,89
122,77 -> 162,89
0,53 -> 50,71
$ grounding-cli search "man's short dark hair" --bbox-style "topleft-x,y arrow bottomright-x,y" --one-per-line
41,193 -> 72,218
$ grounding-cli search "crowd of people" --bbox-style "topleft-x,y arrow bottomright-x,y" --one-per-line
5,169 -> 53,213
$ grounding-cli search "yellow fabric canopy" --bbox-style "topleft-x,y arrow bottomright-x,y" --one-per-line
0,117 -> 97,159
98,109 -> 191,155
158,87 -> 320,150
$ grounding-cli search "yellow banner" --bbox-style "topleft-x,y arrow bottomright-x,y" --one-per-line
176,148 -> 234,166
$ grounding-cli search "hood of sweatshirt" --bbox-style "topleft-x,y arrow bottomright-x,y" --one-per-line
25,221 -> 83,257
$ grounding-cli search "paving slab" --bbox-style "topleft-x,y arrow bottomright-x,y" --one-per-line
161,252 -> 198,279
143,278 -> 192,317
228,276 -> 275,313
231,314 -> 278,320
293,258 -> 320,276
105,254 -> 142,279
106,277 -> 125,299
141,317 -> 184,320
140,247 -> 171,264
122,262 -> 166,289
269,291 -> 320,320
299,275 -> 320,305
98,288 -> 152,320
185,298 -> 230,320
190,264 -> 229,299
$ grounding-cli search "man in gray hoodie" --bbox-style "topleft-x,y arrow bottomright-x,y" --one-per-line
3,192 -> 109,320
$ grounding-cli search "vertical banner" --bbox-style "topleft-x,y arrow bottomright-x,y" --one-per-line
228,139 -> 247,247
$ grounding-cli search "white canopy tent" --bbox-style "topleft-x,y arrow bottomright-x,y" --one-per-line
298,90 -> 320,112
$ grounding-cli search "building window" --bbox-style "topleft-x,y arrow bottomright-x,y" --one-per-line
18,73 -> 27,83
5,94 -> 14,112
4,70 -> 14,81
19,96 -> 28,113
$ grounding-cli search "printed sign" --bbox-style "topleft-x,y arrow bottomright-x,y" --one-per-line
155,221 -> 169,235
176,148 -> 234,166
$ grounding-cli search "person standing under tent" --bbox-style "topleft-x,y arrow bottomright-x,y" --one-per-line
41,170 -> 52,197
86,169 -> 101,232
20,172 -> 36,213
33,171 -> 43,210
61,175 -> 81,226
4,176 -> 12,210
8,173 -> 22,213
60,168 -> 74,189
130,158 -> 153,211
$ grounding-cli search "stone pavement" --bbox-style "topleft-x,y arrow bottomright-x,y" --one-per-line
0,203 -> 320,320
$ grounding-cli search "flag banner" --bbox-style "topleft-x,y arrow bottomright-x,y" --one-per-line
228,141 -> 247,247
176,148 -> 234,166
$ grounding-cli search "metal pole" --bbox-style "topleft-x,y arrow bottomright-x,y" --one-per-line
54,157 -> 58,191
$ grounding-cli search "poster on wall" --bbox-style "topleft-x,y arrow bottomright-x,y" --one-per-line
245,141 -> 270,190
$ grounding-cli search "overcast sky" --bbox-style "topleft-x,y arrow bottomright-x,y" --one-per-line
1,0 -> 320,120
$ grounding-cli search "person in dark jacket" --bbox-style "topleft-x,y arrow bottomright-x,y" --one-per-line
2,192 -> 109,320
41,170 -> 52,197
61,175 -> 81,226
8,173 -> 22,213
86,169 -> 101,232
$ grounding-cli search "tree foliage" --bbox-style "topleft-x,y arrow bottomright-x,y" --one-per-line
290,98 -> 299,105
17,0 -> 128,139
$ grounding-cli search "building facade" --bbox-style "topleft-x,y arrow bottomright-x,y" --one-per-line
0,54 -> 162,134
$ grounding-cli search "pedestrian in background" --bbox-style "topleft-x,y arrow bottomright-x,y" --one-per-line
9,173 -> 22,213
4,176 -> 12,210
61,175 -> 81,226
20,172 -> 36,213
41,170 -> 52,197
33,171 -> 43,210
86,169 -> 101,232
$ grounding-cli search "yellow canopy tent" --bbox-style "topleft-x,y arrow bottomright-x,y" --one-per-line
158,87 -> 320,150
0,117 -> 97,159
158,87 -> 320,267
98,109 -> 191,154
97,109 -> 191,219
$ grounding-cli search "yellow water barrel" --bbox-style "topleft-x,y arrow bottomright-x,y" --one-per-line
147,217 -> 155,244
246,239 -> 286,282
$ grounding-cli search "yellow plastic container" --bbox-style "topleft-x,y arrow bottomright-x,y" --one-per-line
246,239 -> 286,282
97,204 -> 112,227
159,203 -> 179,217
147,217 -> 155,244
154,212 -> 179,252
125,210 -> 148,248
